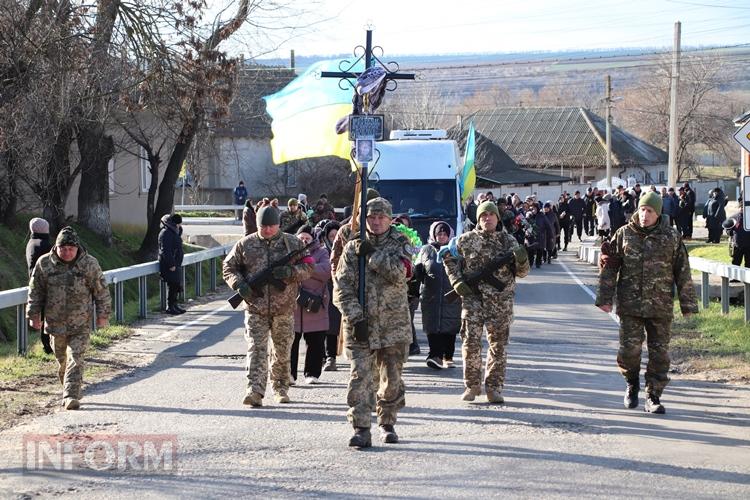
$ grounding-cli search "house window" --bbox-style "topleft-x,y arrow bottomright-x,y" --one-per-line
140,147 -> 151,192
108,158 -> 115,195
658,170 -> 666,183
286,164 -> 297,188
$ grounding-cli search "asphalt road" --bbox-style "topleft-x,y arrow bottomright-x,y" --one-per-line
1,251 -> 749,499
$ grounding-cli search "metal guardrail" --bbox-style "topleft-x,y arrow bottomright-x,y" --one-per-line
578,242 -> 750,322
0,244 -> 233,355
174,204 -> 345,215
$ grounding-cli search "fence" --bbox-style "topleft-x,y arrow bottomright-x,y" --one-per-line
578,242 -> 750,322
0,244 -> 233,356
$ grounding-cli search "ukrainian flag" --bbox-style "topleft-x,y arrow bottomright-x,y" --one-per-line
460,121 -> 476,202
264,60 -> 361,164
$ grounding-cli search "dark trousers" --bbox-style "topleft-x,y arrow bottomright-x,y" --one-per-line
324,333 -> 338,359
290,330 -> 326,380
561,221 -> 572,247
732,247 -> 750,267
584,215 -> 596,236
166,281 -> 182,307
530,248 -> 544,267
427,333 -> 457,360
573,217 -> 584,240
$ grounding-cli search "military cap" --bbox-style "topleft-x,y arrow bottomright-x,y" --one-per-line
366,197 -> 393,217
55,226 -> 80,247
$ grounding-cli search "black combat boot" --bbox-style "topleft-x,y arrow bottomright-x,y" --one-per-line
624,381 -> 639,409
645,394 -> 665,414
378,424 -> 398,444
349,427 -> 372,448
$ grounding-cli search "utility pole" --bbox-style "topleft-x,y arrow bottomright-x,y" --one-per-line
605,75 -> 612,189
668,21 -> 681,187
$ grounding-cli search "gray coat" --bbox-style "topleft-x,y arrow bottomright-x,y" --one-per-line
415,244 -> 461,335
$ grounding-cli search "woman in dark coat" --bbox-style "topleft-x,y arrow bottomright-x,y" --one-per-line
26,217 -> 53,354
415,221 -> 461,369
158,213 -> 185,314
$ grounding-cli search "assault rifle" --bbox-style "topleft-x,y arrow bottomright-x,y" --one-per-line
228,241 -> 315,309
445,251 -> 515,300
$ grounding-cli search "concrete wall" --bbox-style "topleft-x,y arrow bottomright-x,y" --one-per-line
207,137 -> 286,200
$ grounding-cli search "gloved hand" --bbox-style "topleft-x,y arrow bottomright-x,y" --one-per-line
237,282 -> 253,301
453,280 -> 474,297
353,319 -> 369,342
353,239 -> 375,257
271,265 -> 293,279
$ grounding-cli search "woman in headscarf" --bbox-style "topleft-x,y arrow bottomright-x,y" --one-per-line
415,221 -> 461,369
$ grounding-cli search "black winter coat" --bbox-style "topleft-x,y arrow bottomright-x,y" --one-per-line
26,233 -> 52,277
158,217 -> 184,283
567,197 -> 586,219
415,244 -> 461,335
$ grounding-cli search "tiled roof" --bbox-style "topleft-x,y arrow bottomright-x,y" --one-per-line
447,128 -> 570,186
213,66 -> 296,139
462,106 -> 667,168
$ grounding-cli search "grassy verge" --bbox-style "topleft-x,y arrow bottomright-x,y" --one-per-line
672,300 -> 750,380
686,241 -> 731,264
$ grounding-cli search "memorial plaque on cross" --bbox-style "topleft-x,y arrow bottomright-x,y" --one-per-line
320,29 -> 415,308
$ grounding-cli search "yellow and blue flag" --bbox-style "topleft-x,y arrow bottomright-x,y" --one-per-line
460,121 -> 476,202
264,60 -> 362,164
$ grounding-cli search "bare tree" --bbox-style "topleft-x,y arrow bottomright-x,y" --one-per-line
617,54 -> 740,181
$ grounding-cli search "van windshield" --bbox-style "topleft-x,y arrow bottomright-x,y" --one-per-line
374,180 -> 457,219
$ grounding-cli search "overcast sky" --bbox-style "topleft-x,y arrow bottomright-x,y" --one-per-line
214,0 -> 750,59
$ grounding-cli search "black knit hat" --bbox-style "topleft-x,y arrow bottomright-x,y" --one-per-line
256,205 -> 280,227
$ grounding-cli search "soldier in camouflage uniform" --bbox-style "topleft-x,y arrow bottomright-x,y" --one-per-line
330,188 -> 381,273
596,191 -> 698,414
333,197 -> 412,448
443,201 -> 530,404
27,227 -> 111,410
223,200 -> 313,407
280,198 -> 308,234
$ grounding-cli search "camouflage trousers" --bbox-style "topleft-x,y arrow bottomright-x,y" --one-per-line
50,332 -> 90,400
617,315 -> 671,397
347,343 -> 407,428
244,312 -> 294,397
460,317 -> 511,393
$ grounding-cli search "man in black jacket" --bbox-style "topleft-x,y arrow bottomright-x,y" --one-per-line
567,191 -> 587,241
25,217 -> 53,354
583,188 -> 597,236
158,214 -> 185,315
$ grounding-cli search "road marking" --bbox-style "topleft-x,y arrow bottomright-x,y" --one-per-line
155,302 -> 234,340
558,258 -> 620,325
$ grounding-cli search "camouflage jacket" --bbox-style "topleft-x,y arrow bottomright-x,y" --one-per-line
27,247 -> 111,336
330,222 -> 353,274
331,221 -> 411,274
223,232 -> 312,317
596,214 -> 698,318
279,209 -> 308,233
443,227 -> 530,314
333,227 -> 411,350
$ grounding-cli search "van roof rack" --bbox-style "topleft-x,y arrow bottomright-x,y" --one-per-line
389,129 -> 447,140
